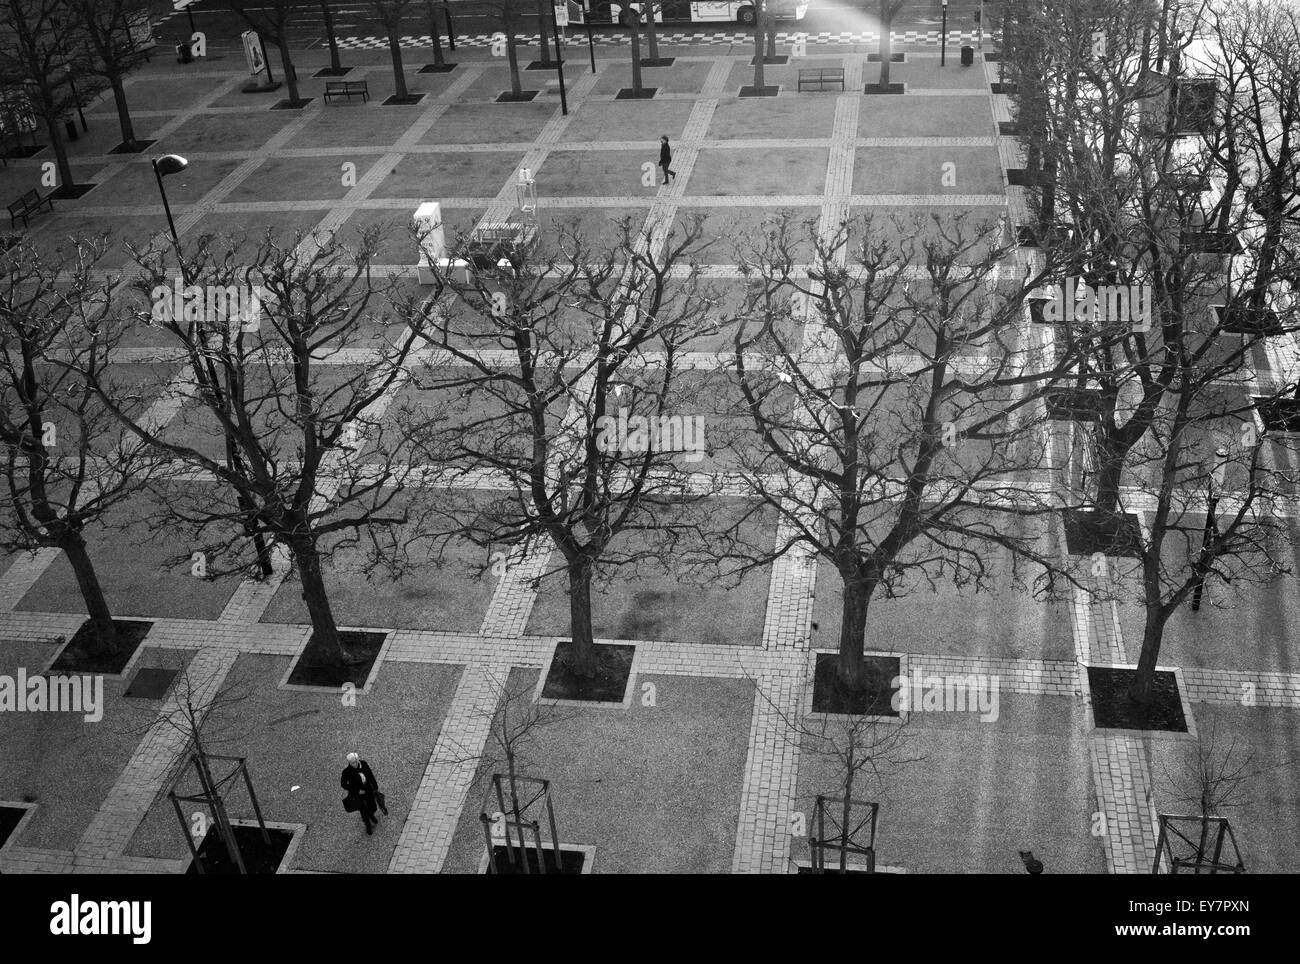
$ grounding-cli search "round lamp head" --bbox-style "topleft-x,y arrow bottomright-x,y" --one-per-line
153,154 -> 189,176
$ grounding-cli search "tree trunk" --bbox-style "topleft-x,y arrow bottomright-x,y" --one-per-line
1094,435 -> 1125,521
60,531 -> 118,655
109,75 -> 136,148
765,10 -> 776,59
566,557 -> 598,677
752,13 -> 765,89
43,110 -> 74,193
630,16 -> 643,92
289,532 -> 349,663
276,35 -> 301,102
426,0 -> 446,64
535,0 -> 553,63
1128,604 -> 1167,704
836,574 -> 874,689
646,1 -> 659,60
878,9 -> 893,87
387,32 -> 409,98
506,34 -> 523,95
321,2 -> 343,71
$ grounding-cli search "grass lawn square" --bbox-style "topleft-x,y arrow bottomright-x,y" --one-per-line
885,61 -> 994,90
30,214 -> 171,269
225,153 -> 388,202
706,93 -> 838,140
76,157 -> 244,209
537,149 -> 664,198
526,498 -> 775,645
592,59 -> 714,96
459,65 -> 544,102
1115,526 -> 1300,676
858,95 -> 994,137
1146,703 -> 1300,874
381,365 -> 570,466
442,668 -> 753,873
62,120 -> 157,159
679,278 -> 804,353
186,209 -> 332,252
794,693 -> 1106,873
286,106 -> 423,149
155,111 -> 296,155
563,98 -> 695,142
123,653 -> 463,873
120,72 -> 233,111
674,205 -> 821,263
811,517 -> 1073,661
370,151 -> 524,199
844,205 -> 1007,262
853,145 -> 1003,195
36,361 -> 175,457
420,102 -> 556,144
723,58 -> 827,96
536,205 -> 657,258
16,488 -> 241,621
0,640 -> 195,851
161,363 -> 371,463
260,489 -> 502,633
687,147 -> 828,196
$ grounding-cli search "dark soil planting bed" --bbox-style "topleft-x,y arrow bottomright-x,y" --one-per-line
487,844 -> 586,874
0,805 -> 27,847
1062,509 -> 1143,558
812,653 -> 900,716
48,619 -> 152,674
287,629 -> 387,688
541,640 -> 634,703
1087,666 -> 1187,732
186,825 -> 295,874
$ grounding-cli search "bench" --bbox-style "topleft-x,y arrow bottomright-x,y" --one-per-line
7,188 -> 53,228
797,68 -> 845,92
324,80 -> 369,103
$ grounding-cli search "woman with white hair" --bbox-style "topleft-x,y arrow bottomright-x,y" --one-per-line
340,752 -> 384,835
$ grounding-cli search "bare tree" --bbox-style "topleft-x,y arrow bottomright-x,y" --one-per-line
0,0 -> 104,194
60,0 -> 154,151
229,0 -> 308,105
407,217 -> 719,680
80,228 -> 430,668
720,211 -> 1078,694
873,0 -> 908,90
369,0 -> 418,101
0,236 -> 165,657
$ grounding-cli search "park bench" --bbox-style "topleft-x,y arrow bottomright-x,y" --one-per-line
324,80 -> 369,103
797,67 -> 845,92
7,187 -> 53,228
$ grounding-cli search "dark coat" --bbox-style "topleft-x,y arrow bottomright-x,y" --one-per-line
659,142 -> 672,166
340,760 -> 379,798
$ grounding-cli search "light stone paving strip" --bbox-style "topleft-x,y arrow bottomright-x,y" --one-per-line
732,70 -> 864,874
388,660 -> 510,874
74,647 -> 240,864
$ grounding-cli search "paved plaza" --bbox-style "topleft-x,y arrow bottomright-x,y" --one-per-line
0,29 -> 1297,876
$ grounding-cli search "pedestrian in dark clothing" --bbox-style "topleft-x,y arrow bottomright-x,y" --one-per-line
659,135 -> 676,185
340,752 -> 382,835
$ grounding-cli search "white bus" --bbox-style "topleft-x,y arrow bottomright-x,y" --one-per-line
570,0 -> 809,28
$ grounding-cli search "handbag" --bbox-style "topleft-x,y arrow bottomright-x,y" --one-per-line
343,794 -> 360,813
375,791 -> 388,815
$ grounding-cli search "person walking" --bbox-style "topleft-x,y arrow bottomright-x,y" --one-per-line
340,752 -> 383,835
659,135 -> 676,185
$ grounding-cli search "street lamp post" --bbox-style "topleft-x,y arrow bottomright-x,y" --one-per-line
151,153 -> 189,285
1191,446 -> 1230,612
584,0 -> 596,73
550,5 -> 568,115
940,0 -> 949,67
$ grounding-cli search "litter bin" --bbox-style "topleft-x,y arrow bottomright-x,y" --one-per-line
960,45 -> 975,67
176,40 -> 193,64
